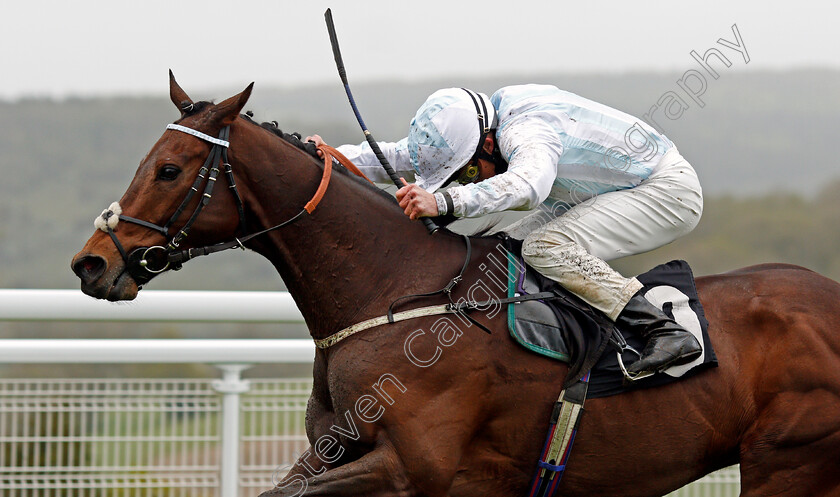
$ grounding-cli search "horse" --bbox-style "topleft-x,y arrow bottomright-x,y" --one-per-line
72,73 -> 840,497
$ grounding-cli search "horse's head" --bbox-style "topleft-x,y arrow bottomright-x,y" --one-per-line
71,72 -> 254,301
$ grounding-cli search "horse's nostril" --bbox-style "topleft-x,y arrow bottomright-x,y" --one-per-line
72,255 -> 107,284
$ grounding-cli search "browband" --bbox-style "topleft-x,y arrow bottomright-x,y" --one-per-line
166,124 -> 230,148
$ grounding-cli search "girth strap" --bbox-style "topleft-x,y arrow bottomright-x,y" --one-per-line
528,372 -> 591,497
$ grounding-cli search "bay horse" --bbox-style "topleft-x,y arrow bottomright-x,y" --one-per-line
72,74 -> 840,497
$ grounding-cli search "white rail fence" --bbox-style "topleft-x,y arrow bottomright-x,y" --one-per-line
0,290 -> 739,496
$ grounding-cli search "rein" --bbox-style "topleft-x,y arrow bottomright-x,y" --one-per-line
97,121 -> 481,349
96,123 -> 371,285
166,143 -> 372,266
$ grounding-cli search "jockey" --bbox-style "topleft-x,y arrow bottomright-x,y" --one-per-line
306,84 -> 703,377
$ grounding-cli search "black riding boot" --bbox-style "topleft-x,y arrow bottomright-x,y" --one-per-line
616,293 -> 702,376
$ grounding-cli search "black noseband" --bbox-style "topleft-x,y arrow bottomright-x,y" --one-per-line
101,126 -> 242,285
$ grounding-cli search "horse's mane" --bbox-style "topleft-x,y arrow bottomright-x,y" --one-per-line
241,111 -> 320,157
181,102 -> 494,237
236,111 -> 505,237
237,109 -> 402,208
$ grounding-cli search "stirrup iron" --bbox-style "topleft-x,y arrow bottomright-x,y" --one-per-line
610,329 -> 655,382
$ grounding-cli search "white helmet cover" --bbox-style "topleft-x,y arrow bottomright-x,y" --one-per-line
408,88 -> 496,192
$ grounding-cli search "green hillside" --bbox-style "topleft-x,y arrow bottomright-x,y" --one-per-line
0,69 -> 838,376
1,69 -> 838,292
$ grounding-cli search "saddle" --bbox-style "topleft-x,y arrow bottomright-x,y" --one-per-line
503,238 -> 717,399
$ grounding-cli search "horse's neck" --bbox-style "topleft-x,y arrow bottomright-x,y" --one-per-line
233,130 -> 466,338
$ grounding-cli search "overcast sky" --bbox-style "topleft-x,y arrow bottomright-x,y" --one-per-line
2,0 -> 838,100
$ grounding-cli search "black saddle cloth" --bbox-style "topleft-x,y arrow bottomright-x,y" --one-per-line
502,237 -> 717,399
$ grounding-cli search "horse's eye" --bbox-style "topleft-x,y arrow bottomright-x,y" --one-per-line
157,165 -> 181,181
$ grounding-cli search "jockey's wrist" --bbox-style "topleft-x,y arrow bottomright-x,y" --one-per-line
434,192 -> 454,216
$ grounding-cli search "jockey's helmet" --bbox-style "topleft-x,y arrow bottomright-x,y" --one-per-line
408,88 -> 497,192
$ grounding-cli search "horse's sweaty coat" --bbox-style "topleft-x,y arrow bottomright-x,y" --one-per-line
71,74 -> 840,497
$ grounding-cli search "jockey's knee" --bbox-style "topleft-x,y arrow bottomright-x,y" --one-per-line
522,228 -> 578,267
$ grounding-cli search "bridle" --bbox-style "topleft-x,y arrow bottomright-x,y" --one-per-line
98,119 -> 484,342
96,122 -> 367,285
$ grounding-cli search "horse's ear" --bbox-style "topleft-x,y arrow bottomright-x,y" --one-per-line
169,70 -> 194,117
210,82 -> 254,126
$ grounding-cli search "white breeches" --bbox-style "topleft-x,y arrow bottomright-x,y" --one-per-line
512,147 -> 703,320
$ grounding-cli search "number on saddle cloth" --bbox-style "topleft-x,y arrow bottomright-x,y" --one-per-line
503,238 -> 718,399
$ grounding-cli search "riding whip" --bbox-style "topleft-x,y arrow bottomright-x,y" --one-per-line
323,8 -> 439,234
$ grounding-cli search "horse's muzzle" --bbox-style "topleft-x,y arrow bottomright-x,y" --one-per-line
72,253 -> 107,286
71,251 -> 140,301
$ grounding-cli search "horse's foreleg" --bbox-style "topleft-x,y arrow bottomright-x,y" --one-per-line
260,441 -> 418,497
265,446 -> 329,497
